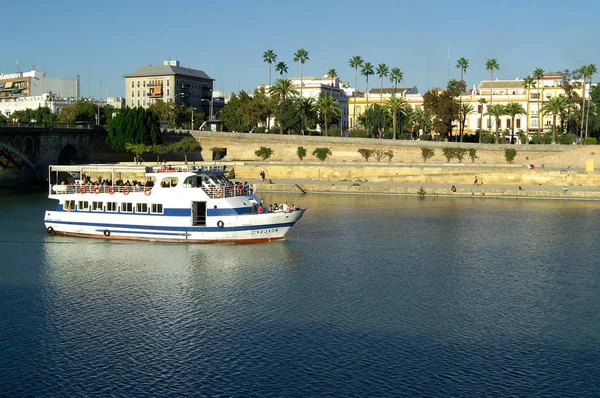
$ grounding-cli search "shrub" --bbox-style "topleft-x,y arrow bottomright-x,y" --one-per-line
329,126 -> 342,137
558,133 -> 577,145
254,126 -> 267,134
398,133 -> 412,140
442,147 -> 455,162
468,148 -> 478,163
296,146 -> 307,160
384,149 -> 394,162
421,147 -> 434,162
358,149 -> 373,161
419,134 -> 431,141
585,137 -> 598,145
482,133 -> 495,144
348,129 -> 369,138
505,148 -> 517,163
454,148 -> 468,163
373,149 -> 386,162
313,147 -> 332,161
255,146 -> 274,160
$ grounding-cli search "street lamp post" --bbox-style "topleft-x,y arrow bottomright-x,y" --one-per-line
201,99 -> 213,119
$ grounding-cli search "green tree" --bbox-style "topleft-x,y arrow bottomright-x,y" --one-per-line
389,67 -> 403,95
312,147 -> 332,161
269,79 -> 299,134
152,144 -> 169,163
423,83 -> 460,139
485,104 -> 506,144
59,101 -> 99,124
533,67 -> 545,132
255,146 -> 274,160
456,57 -> 469,84
459,103 -> 473,142
298,98 -> 317,131
171,136 -> 201,164
541,96 -> 568,144
522,75 -> 536,133
456,58 -> 469,139
293,48 -> 309,101
385,95 -> 410,140
275,61 -> 288,78
326,68 -> 338,97
504,102 -> 526,142
376,63 -> 389,105
361,62 -> 375,107
358,103 -> 391,138
584,64 -> 597,141
312,94 -> 340,136
486,58 -> 500,128
349,55 -> 364,127
125,143 -> 151,164
478,98 -> 487,143
106,107 -> 161,151
275,98 -> 301,134
220,91 -> 254,132
263,49 -> 277,132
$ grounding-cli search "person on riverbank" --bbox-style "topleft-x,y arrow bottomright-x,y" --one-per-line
563,186 -> 568,195
473,176 -> 478,185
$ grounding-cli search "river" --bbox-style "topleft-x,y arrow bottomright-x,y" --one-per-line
0,190 -> 599,396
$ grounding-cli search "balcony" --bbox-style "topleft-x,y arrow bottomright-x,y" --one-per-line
147,82 -> 163,87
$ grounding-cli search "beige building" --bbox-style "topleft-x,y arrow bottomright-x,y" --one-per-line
124,60 -> 213,116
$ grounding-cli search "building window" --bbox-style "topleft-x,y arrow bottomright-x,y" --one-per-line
167,80 -> 170,86
136,203 -> 148,213
167,88 -> 170,96
477,118 -> 481,128
506,119 -> 511,129
531,119 -> 539,127
143,99 -> 146,106
143,81 -> 146,87
137,100 -> 140,106
131,81 -> 134,88
131,90 -> 134,97
516,119 -> 521,129
121,203 -> 133,213
487,119 -> 491,128
137,81 -> 140,87
137,90 -> 140,97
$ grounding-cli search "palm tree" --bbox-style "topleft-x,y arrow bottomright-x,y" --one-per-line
584,64 -> 597,141
478,98 -> 487,143
385,95 -> 410,140
298,97 -> 315,132
263,50 -> 277,133
485,104 -> 506,144
269,79 -> 299,134
361,62 -> 374,107
376,63 -> 389,105
275,61 -> 288,78
486,59 -> 500,129
293,48 -> 309,100
522,76 -> 536,134
348,56 -> 364,128
390,67 -> 403,95
459,103 -> 474,142
312,94 -> 340,136
579,65 -> 589,142
326,68 -> 338,97
541,97 -> 568,144
504,102 -> 526,143
456,57 -> 469,83
533,67 -> 545,133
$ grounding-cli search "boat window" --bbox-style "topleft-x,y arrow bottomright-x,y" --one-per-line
150,204 -> 163,214
160,177 -> 178,188
64,200 -> 75,211
183,176 -> 198,188
92,201 -> 103,212
136,203 -> 148,213
78,201 -> 89,211
106,202 -> 118,212
121,202 -> 133,213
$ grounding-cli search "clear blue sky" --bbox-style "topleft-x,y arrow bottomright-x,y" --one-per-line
5,0 -> 600,98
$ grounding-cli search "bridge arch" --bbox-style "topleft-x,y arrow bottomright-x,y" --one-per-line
57,144 -> 79,165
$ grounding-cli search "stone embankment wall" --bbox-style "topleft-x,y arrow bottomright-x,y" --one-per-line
189,131 -> 599,168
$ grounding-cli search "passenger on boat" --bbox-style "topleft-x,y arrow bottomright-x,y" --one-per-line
257,204 -> 264,213
281,203 -> 290,212
273,203 -> 279,211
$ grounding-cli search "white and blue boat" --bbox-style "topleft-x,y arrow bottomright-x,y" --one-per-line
44,164 -> 305,243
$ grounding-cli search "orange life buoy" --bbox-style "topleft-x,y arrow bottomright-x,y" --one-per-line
94,186 -> 101,194
107,187 -> 115,195
123,187 -> 130,195
144,187 -> 152,196
79,186 -> 86,194
215,187 -> 223,198
236,185 -> 243,195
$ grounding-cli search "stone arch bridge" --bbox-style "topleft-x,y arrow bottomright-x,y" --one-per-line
0,126 -> 107,185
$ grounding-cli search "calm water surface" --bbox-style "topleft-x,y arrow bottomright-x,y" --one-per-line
0,190 -> 599,397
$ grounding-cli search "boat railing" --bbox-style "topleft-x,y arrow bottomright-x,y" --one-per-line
201,184 -> 255,199
51,184 -> 152,195
150,165 -> 227,173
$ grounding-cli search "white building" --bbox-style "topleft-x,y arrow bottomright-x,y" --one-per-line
0,68 -> 79,101
262,75 -> 350,131
0,94 -> 74,118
